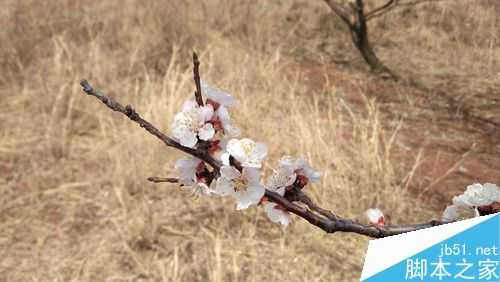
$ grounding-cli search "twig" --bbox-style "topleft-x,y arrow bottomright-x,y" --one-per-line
147,177 -> 179,183
192,52 -> 204,106
323,0 -> 354,27
365,0 -> 396,19
265,189 -> 448,238
287,186 -> 338,220
366,0 -> 446,21
79,80 -> 221,170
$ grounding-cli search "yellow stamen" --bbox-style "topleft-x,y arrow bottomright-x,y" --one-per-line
234,178 -> 248,192
241,141 -> 255,156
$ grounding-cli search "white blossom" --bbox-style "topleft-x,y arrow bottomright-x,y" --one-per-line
442,183 -> 499,221
266,160 -> 296,191
274,156 -> 320,187
199,81 -> 240,137
452,183 -> 500,207
208,138 -> 228,161
264,201 -> 290,229
293,158 -> 321,184
365,208 -> 385,225
200,80 -> 238,108
224,138 -> 268,168
214,165 -> 265,210
171,101 -> 215,148
214,105 -> 240,137
175,157 -> 214,197
442,204 -> 478,222
263,172 -> 291,229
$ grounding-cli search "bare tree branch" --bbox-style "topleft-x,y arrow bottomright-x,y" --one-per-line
192,52 -> 204,106
147,177 -> 180,183
366,0 -> 446,21
365,0 -> 397,19
323,0 -> 354,27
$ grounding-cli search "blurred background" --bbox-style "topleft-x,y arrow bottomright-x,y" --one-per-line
0,0 -> 499,281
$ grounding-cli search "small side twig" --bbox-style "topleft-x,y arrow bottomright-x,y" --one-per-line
192,52 -> 204,106
147,177 -> 179,183
287,186 -> 338,220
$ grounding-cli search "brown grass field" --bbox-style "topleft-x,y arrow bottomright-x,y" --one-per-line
1,1 -> 499,281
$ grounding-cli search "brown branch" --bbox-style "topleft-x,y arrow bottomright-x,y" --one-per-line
287,186 -> 338,220
366,0 -> 446,21
323,0 -> 354,27
365,0 -> 397,19
192,52 -> 204,106
265,189 -> 449,238
147,177 -> 179,183
79,80 -> 221,170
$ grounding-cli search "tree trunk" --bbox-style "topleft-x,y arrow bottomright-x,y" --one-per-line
352,30 -> 391,75
351,0 -> 398,79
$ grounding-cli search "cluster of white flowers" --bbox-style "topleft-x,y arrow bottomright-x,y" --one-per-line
442,183 -> 500,221
171,82 -> 320,229
171,82 -> 499,231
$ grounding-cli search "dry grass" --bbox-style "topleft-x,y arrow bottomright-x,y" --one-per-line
0,1 -> 498,281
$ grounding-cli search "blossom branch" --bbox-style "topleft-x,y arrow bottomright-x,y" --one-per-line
79,78 -> 448,238
264,188 -> 448,238
79,56 -> 496,239
79,80 -> 221,170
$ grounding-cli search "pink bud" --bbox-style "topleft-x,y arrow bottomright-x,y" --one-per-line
366,208 -> 385,226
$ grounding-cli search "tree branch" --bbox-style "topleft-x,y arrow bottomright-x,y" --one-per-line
192,52 -> 204,107
79,80 -> 221,170
323,0 -> 354,27
366,0 -> 446,21
365,0 -> 397,19
147,177 -> 179,183
265,189 -> 448,238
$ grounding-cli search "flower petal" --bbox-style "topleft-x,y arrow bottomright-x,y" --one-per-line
264,202 -> 290,228
182,100 -> 197,111
214,177 -> 235,196
200,80 -> 238,107
191,182 -> 214,197
253,143 -> 268,162
365,208 -> 385,225
180,132 -> 198,148
242,167 -> 261,185
224,125 -> 241,138
220,152 -> 231,166
442,205 -> 458,221
235,185 -> 265,210
199,105 -> 214,122
227,139 -> 246,160
442,204 -> 477,221
198,123 -> 215,141
217,106 -> 230,124
220,165 -> 241,180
